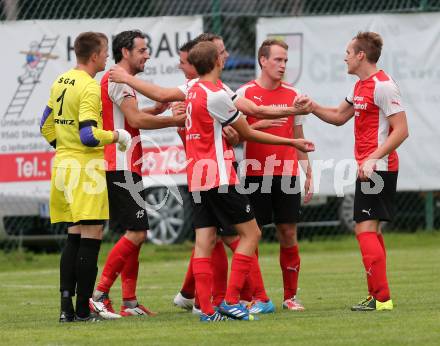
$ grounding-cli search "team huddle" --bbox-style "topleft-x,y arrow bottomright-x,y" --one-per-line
40,29 -> 408,322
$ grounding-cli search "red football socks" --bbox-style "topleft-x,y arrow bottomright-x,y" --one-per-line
228,239 -> 263,302
228,238 -> 240,252
377,233 -> 386,258
239,274 -> 255,302
279,244 -> 300,300
193,257 -> 214,315
356,232 -> 390,302
181,242 -> 229,306
365,234 -> 387,295
180,248 -> 196,299
194,291 -> 200,309
225,253 -> 253,304
244,247 -> 269,302
97,236 -> 138,293
121,243 -> 141,301
211,240 -> 228,306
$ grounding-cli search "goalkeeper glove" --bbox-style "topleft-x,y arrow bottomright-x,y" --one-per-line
115,129 -> 131,152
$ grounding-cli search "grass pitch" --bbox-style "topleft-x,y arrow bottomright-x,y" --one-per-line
0,232 -> 439,346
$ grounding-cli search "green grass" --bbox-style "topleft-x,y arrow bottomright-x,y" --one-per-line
0,232 -> 439,346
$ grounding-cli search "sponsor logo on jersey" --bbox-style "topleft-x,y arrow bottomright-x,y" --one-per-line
186,133 -> 201,140
54,119 -> 75,125
270,103 -> 288,108
354,102 -> 368,110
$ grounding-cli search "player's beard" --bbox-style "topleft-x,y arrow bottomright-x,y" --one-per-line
131,60 -> 146,75
134,64 -> 144,75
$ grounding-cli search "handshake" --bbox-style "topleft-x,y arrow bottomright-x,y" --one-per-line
293,94 -> 315,114
114,129 -> 132,152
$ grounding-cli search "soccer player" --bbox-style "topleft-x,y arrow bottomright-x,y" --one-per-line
89,30 -> 186,319
308,32 -> 409,311
39,32 -> 131,322
172,37 -> 285,314
184,41 -> 315,321
172,38 -> 241,314
237,39 -> 313,313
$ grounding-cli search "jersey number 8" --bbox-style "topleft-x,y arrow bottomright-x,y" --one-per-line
185,102 -> 192,130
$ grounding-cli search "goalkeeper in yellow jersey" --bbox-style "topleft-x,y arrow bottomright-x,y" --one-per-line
40,32 -> 131,322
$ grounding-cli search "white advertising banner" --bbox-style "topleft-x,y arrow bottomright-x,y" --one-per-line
0,16 -> 203,196
257,13 -> 440,195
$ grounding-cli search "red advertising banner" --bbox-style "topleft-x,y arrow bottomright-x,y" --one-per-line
0,152 -> 54,182
0,145 -> 187,182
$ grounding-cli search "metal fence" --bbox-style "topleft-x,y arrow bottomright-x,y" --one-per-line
3,0 -> 440,20
0,0 -> 439,249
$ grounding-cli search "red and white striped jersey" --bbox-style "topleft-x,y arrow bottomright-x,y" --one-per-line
177,78 -> 238,151
185,80 -> 240,192
101,71 -> 143,175
236,80 -> 303,176
346,70 -> 404,172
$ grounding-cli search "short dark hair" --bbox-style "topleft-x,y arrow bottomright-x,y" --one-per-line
352,31 -> 383,63
74,32 -> 108,64
194,33 -> 223,44
188,41 -> 218,76
179,39 -> 198,53
112,30 -> 147,63
257,39 -> 288,68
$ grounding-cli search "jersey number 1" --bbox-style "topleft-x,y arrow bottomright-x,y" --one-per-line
56,88 -> 67,116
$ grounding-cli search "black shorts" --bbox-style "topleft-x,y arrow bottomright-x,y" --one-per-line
188,192 -> 237,236
217,225 -> 238,237
191,185 -> 255,230
217,162 -> 239,236
106,170 -> 149,231
354,171 -> 398,223
70,220 -> 106,226
244,175 -> 301,226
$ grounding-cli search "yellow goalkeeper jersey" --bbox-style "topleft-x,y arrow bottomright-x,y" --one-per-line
42,69 -> 113,167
